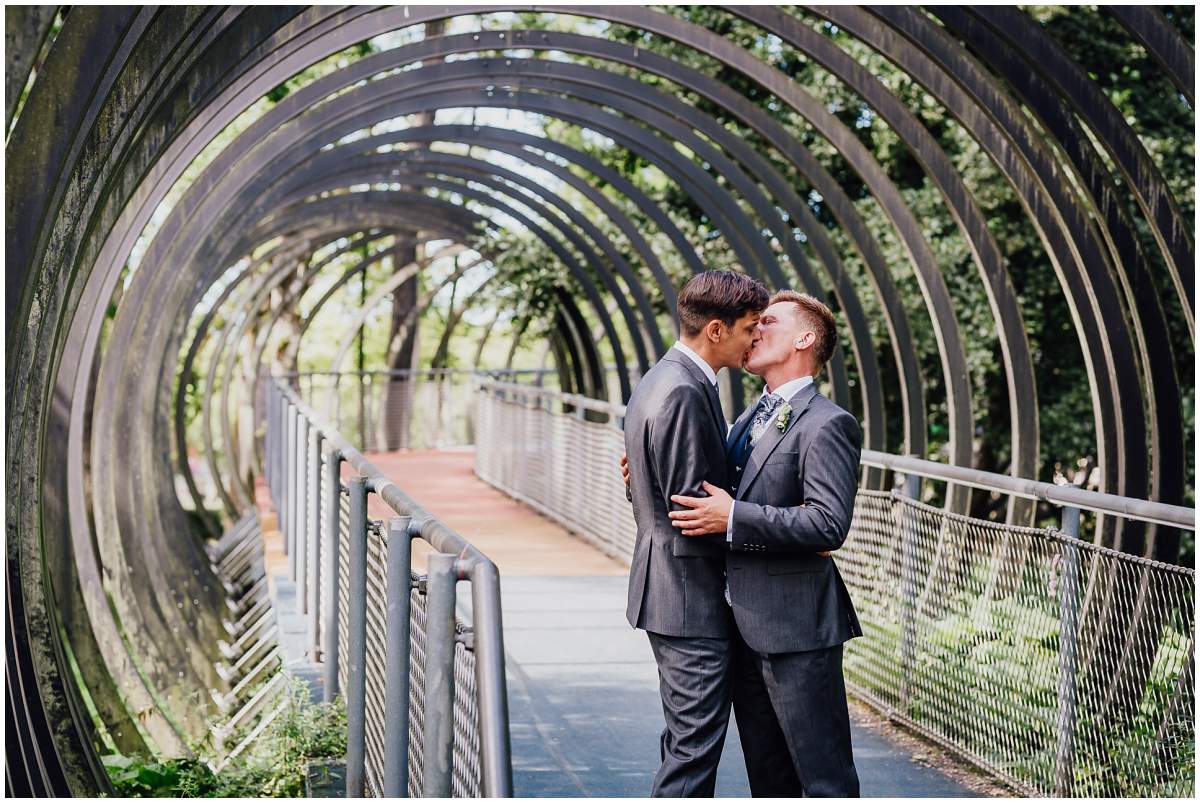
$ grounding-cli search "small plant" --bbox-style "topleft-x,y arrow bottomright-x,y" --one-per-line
101,674 -> 346,797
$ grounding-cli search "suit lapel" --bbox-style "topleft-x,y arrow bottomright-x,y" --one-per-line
664,350 -> 724,434
735,384 -> 819,499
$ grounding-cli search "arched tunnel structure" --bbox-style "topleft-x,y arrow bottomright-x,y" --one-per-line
5,6 -> 1193,795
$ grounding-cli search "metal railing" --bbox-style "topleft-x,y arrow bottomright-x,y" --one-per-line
276,369 -> 558,452
265,377 -> 513,797
474,379 -> 1195,797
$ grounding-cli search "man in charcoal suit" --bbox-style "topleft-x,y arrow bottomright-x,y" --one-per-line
623,270 -> 769,797
669,291 -> 865,797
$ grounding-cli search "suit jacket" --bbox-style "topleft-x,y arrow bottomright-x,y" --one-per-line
725,382 -> 864,653
624,350 -> 732,638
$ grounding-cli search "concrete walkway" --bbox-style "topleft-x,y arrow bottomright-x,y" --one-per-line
374,450 -> 981,798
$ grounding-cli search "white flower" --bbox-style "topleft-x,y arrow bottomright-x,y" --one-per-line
775,401 -> 793,431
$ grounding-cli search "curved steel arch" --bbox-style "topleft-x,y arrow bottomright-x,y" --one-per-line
6,6 -> 1193,795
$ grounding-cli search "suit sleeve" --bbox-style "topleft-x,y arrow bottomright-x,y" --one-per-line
729,412 -> 862,553
651,386 -> 719,521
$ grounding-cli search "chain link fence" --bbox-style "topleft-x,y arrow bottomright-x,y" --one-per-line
474,380 -> 1195,797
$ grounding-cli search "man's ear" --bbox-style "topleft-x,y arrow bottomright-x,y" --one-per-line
705,319 -> 724,343
793,330 -> 815,352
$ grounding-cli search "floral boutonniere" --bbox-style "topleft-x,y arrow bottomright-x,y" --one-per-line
775,401 -> 793,432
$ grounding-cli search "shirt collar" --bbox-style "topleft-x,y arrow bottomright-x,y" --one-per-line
671,340 -> 718,386
763,374 -> 813,403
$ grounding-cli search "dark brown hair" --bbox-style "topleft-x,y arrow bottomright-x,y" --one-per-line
770,290 -> 838,369
677,271 -> 769,337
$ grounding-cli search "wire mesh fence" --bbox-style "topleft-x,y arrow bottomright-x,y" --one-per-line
474,381 -> 1196,797
266,378 -> 510,797
283,369 -> 558,451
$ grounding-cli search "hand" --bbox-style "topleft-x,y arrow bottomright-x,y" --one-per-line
620,452 -> 630,487
669,481 -> 733,536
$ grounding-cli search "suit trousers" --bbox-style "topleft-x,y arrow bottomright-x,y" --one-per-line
731,625 -> 860,797
646,632 -> 733,797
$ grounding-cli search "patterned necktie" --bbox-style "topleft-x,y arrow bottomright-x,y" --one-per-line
749,392 -> 784,445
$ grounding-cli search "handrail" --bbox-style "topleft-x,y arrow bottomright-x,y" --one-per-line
477,378 -> 1196,531
269,378 -> 513,797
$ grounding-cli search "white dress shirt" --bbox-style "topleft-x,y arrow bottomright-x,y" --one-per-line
670,340 -> 718,386
727,375 -> 814,541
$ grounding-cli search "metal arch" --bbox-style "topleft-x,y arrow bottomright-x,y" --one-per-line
926,8 -> 1171,547
174,231 -> 394,526
1107,7 -> 1195,107
329,251 -> 485,374
734,6 -> 1039,522
272,149 -> 658,379
174,204 -> 474,514
949,7 -> 1193,329
839,7 -> 1168,541
278,23 -> 919,456
8,6 -> 1193,793
524,6 -> 968,473
290,142 -> 669,362
207,241 -> 408,513
213,242 -> 466,502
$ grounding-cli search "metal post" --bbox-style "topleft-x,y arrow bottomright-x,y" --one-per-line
898,472 -> 921,707
423,553 -> 457,798
303,427 -> 321,617
345,476 -> 369,798
284,404 -> 296,556
470,561 -> 514,797
295,416 -> 309,591
383,516 -> 414,797
1055,505 -> 1081,797
322,448 -> 342,699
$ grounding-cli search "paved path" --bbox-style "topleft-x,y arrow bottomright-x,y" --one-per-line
372,451 -> 978,797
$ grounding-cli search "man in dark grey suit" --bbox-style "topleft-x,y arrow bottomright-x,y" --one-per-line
670,291 -> 864,797
624,270 -> 769,797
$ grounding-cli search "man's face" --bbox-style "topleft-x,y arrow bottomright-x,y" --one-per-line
744,301 -> 802,376
714,310 -> 761,370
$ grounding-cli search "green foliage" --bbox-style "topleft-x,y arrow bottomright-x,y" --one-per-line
100,676 -> 346,798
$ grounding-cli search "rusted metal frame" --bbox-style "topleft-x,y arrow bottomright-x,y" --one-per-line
740,6 -> 1040,521
1107,6 -> 1195,107
175,232 -> 391,521
959,7 -> 1193,329
562,5 -> 970,492
274,147 -> 658,378
930,8 -> 1160,542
